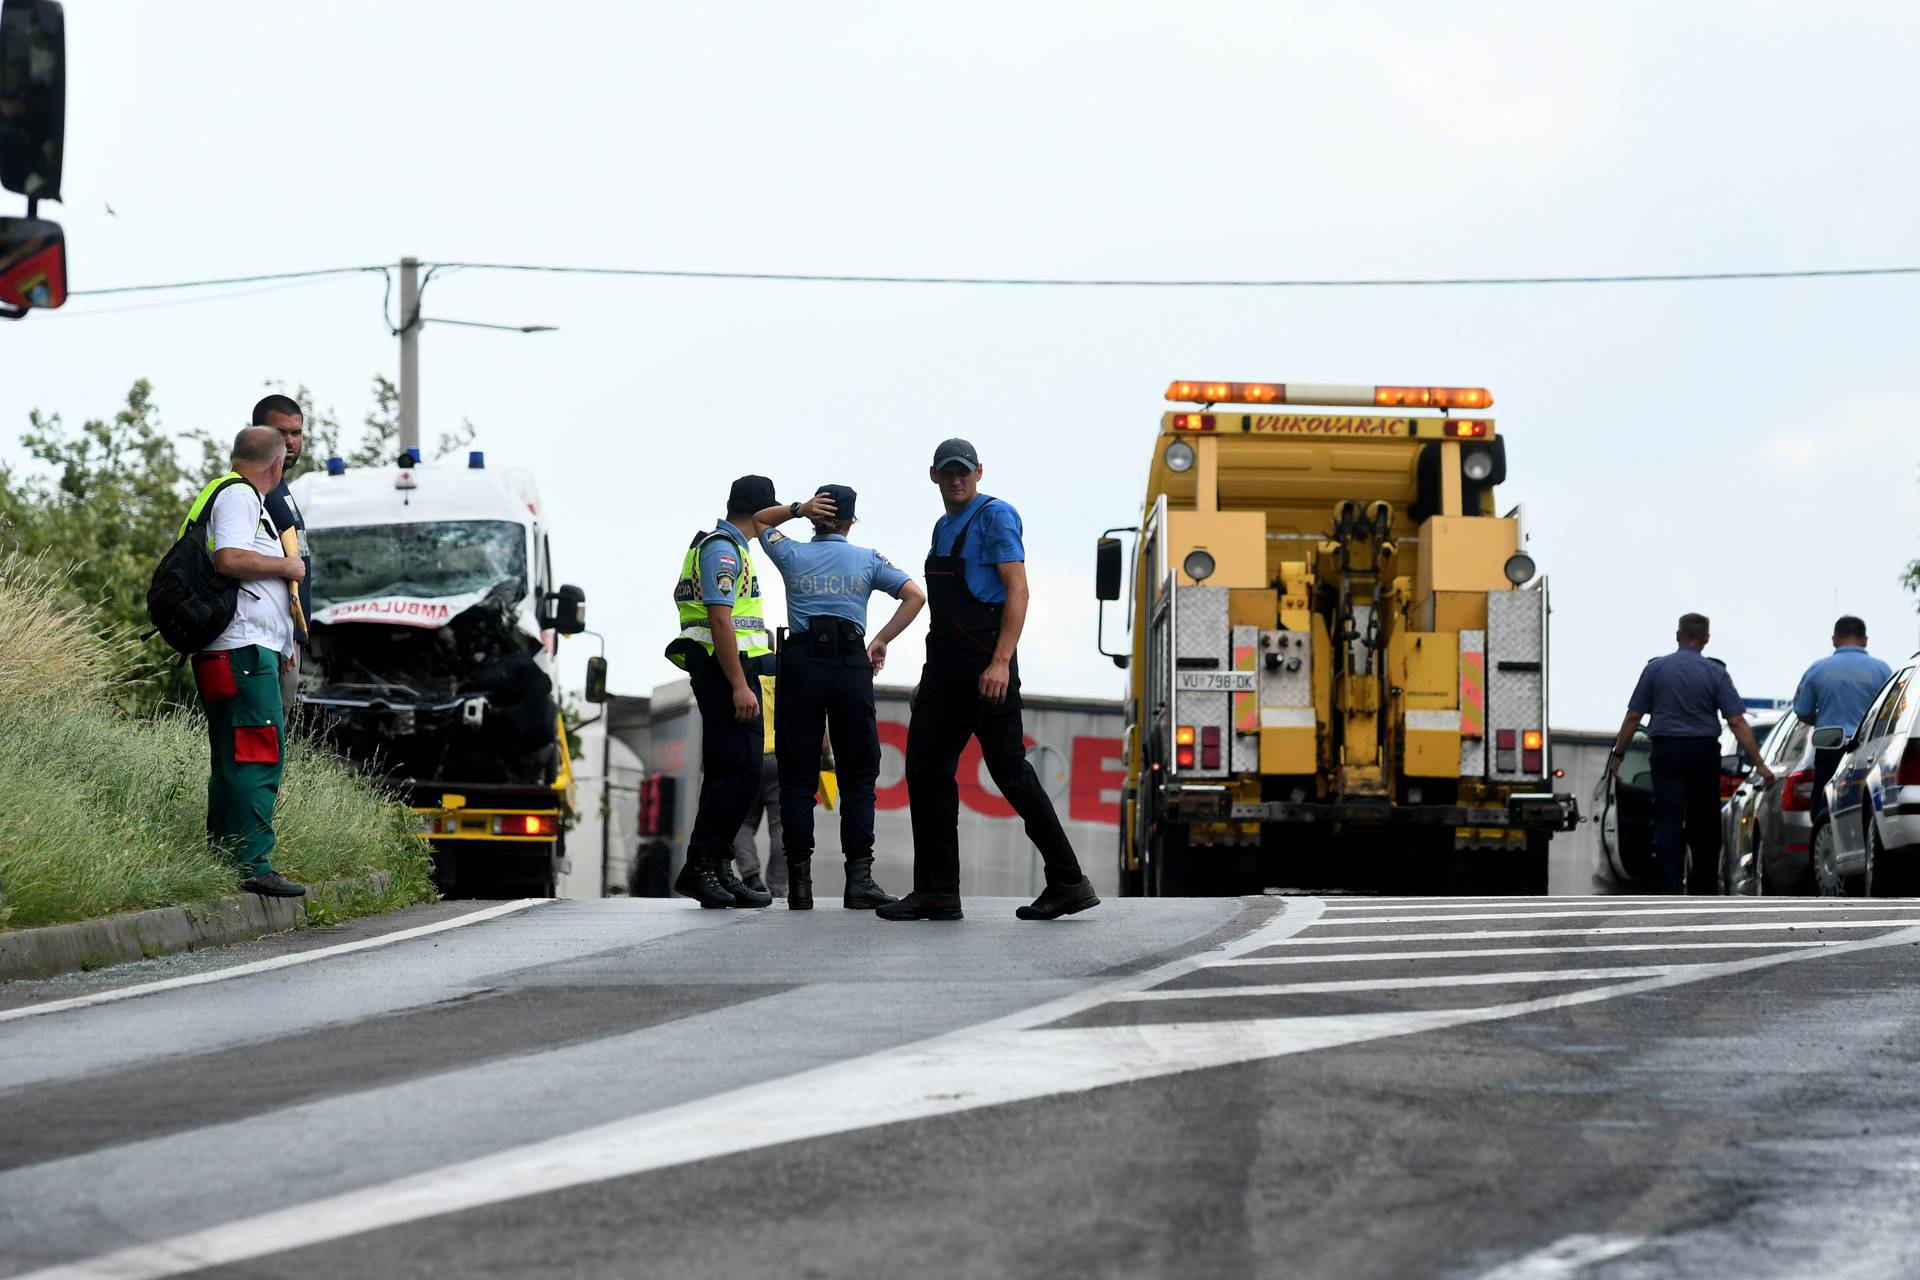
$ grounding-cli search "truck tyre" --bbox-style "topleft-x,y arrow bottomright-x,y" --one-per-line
1514,834 -> 1551,895
1146,821 -> 1194,896
1117,820 -> 1145,898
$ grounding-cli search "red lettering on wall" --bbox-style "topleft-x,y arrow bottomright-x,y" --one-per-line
874,720 -> 910,811
1069,736 -> 1126,825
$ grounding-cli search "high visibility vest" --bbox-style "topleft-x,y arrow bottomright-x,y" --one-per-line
670,528 -> 771,669
179,472 -> 253,547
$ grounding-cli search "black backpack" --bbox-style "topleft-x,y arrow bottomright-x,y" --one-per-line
145,476 -> 251,654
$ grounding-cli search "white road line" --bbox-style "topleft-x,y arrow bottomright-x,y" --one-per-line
1318,898 -> 1920,913
25,911 -> 1920,1280
1318,897 -> 1643,910
1118,964 -> 1701,1000
1311,904 -> 1920,925
0,899 -> 547,1025
1471,1233 -> 1647,1279
1281,919 -> 1914,945
1203,940 -> 1835,967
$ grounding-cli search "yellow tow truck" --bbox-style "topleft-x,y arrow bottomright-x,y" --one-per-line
1094,380 -> 1577,895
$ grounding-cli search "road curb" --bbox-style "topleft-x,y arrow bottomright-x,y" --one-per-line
0,873 -> 393,982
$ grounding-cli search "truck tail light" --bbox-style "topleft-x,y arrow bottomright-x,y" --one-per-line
493,814 -> 557,837
1897,740 -> 1920,787
1443,419 -> 1491,438
1172,413 -> 1216,431
1781,768 -> 1817,811
1521,729 -> 1543,775
1495,728 -> 1517,773
1201,726 -> 1221,769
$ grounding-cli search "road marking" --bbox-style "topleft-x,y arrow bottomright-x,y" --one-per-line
1310,904 -> 1920,925
1204,940 -> 1835,966
0,899 -> 548,1025
1281,918 -> 1916,945
1119,964 -> 1703,1000
1318,897 -> 1638,910
22,910 -> 1920,1280
1471,1233 -> 1647,1278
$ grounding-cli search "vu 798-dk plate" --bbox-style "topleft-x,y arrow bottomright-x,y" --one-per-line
1177,671 -> 1256,693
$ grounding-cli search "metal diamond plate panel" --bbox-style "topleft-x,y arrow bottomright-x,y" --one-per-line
1174,587 -> 1230,778
1486,590 -> 1546,780
1230,625 -> 1260,773
1459,629 -> 1486,778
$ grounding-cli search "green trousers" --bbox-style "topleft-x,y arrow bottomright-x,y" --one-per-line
197,644 -> 286,877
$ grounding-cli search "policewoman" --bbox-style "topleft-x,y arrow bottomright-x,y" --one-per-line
667,477 -> 841,908
1607,612 -> 1775,894
185,427 -> 309,899
881,439 -> 1100,923
752,484 -> 925,910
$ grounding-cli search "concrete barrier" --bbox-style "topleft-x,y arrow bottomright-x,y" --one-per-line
0,873 -> 394,982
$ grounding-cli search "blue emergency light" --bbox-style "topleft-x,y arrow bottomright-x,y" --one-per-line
326,456 -> 346,476
469,451 -> 485,469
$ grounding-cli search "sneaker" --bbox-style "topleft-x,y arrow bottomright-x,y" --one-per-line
1016,879 -> 1099,921
242,872 -> 307,898
875,891 -> 963,922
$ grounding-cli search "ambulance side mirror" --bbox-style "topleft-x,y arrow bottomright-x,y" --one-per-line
0,215 -> 64,314
547,584 -> 587,636
1095,538 -> 1124,601
584,655 -> 608,704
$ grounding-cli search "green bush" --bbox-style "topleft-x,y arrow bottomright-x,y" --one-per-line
0,551 -> 435,931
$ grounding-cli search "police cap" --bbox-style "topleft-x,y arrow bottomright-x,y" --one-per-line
815,483 -> 856,521
728,474 -> 777,514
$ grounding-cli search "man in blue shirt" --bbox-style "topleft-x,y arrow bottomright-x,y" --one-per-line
1792,616 -> 1894,736
880,439 -> 1100,923
752,484 -> 926,910
1608,612 -> 1773,894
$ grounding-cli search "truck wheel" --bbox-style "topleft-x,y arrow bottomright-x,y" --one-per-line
1514,834 -> 1551,895
1117,825 -> 1145,898
1147,822 -> 1194,896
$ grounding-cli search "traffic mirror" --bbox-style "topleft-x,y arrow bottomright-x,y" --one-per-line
0,214 -> 63,314
0,0 -> 66,200
1095,537 -> 1124,601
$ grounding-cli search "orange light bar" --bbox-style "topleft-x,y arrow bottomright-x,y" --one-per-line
1175,726 -> 1196,746
1166,381 -> 1493,409
1374,386 -> 1493,410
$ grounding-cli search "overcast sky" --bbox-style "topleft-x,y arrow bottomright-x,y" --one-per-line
4,0 -> 1917,728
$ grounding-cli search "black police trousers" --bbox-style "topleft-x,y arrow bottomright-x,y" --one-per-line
685,647 -> 764,861
905,649 -> 1084,896
1649,735 -> 1721,895
776,648 -> 880,861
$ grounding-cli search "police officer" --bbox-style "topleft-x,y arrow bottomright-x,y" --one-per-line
1792,616 -> 1893,738
751,484 -> 925,910
880,439 -> 1100,923
1608,612 -> 1774,895
667,477 -> 834,908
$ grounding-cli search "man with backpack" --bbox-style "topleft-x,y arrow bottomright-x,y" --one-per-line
179,427 -> 309,897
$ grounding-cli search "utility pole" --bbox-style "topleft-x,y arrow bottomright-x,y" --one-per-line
398,256 -> 421,460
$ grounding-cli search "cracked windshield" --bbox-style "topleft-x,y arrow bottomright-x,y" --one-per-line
310,520 -> 527,610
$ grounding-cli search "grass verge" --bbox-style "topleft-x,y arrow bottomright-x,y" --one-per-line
0,551 -> 436,931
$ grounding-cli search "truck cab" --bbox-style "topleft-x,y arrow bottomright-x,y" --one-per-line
290,451 -> 589,896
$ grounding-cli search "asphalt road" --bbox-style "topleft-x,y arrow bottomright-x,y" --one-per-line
6,892 -> 1920,1279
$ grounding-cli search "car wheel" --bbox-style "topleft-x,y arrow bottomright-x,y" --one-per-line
1864,820 -> 1913,898
1811,821 -> 1853,898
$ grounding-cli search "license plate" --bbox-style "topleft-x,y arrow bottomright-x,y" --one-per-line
1177,671 -> 1256,693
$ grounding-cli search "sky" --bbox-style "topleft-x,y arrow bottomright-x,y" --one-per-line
3,0 -> 1917,729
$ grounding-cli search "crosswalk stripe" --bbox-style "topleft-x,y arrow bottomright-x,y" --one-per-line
1309,904 -> 1920,925
1202,940 -> 1835,967
1278,919 -> 1914,945
1119,965 -> 1702,1000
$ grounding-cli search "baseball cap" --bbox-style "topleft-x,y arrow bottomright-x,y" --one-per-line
932,438 -> 979,472
728,474 -> 777,513
815,483 -> 857,521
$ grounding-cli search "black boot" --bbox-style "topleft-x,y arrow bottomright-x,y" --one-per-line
673,852 -> 737,909
843,856 -> 898,910
876,891 -> 964,921
787,858 -> 814,911
712,855 -> 773,908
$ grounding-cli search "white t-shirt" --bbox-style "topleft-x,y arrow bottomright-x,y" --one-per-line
207,482 -> 294,657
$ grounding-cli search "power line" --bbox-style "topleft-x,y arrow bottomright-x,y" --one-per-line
64,259 -> 1920,300
428,261 -> 1920,288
